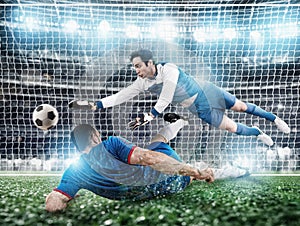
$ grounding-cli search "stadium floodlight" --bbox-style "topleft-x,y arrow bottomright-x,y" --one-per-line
98,20 -> 111,36
223,28 -> 237,40
193,29 -> 206,42
275,23 -> 298,38
209,28 -> 220,41
64,157 -> 80,168
63,20 -> 79,33
25,17 -> 37,30
155,20 -> 178,41
250,30 -> 262,41
125,24 -> 140,38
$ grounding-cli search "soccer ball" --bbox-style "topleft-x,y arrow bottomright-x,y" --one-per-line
32,104 -> 59,131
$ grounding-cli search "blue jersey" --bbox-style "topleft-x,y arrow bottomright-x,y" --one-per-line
100,62 -> 236,127
55,137 -> 190,201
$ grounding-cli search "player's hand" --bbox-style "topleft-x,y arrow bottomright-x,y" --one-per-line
196,168 -> 214,183
68,100 -> 97,111
128,113 -> 154,130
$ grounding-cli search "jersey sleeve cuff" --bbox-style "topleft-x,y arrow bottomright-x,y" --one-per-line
150,108 -> 160,117
53,188 -> 73,200
127,146 -> 137,164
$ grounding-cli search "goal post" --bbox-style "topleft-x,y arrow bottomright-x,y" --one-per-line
0,3 -> 299,173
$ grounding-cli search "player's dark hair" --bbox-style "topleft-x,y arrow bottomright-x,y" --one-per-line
130,49 -> 155,65
70,124 -> 97,152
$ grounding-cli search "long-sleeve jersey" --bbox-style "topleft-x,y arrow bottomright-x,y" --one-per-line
100,62 -> 209,117
100,62 -> 237,127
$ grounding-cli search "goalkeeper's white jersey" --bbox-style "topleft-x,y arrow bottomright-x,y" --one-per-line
101,62 -> 206,116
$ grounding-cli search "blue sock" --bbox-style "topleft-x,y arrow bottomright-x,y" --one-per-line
235,123 -> 260,136
245,103 -> 276,122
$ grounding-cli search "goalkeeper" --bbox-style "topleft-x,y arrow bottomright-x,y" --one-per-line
69,49 -> 290,146
45,114 -> 215,213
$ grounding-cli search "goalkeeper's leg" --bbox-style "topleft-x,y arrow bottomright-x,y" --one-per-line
150,119 -> 188,143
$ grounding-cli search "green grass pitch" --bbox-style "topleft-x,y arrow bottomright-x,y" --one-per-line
0,175 -> 299,226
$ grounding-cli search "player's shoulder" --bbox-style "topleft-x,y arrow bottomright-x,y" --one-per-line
157,62 -> 179,73
157,62 -> 177,67
104,136 -> 133,146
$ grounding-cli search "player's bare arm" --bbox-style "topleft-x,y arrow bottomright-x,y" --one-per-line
130,146 -> 214,183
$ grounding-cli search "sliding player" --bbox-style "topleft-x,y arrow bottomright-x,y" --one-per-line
45,114 -> 214,212
45,113 -> 250,213
69,49 -> 290,146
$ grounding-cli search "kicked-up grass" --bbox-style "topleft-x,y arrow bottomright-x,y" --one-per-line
0,175 -> 299,226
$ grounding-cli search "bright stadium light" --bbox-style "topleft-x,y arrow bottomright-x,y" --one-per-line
125,24 -> 140,38
274,23 -> 298,38
98,20 -> 111,35
193,29 -> 206,42
223,28 -> 237,40
64,157 -> 80,168
64,20 -> 79,33
209,28 -> 220,40
155,20 -> 178,41
250,30 -> 261,41
24,17 -> 37,30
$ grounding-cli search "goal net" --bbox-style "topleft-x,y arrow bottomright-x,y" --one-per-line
0,2 -> 299,173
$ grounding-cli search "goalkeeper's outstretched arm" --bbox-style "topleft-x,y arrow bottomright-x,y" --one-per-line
68,79 -> 144,111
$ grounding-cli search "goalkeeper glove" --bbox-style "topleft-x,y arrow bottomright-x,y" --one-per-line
128,113 -> 154,130
68,100 -> 97,111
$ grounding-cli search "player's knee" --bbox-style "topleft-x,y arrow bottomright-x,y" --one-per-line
219,117 -> 237,133
225,125 -> 237,133
232,100 -> 247,112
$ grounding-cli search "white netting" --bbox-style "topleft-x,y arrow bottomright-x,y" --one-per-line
0,2 -> 299,172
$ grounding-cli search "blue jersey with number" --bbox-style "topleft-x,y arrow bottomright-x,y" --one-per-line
54,136 -> 190,201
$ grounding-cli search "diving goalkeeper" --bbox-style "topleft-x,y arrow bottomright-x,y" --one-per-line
69,49 -> 290,146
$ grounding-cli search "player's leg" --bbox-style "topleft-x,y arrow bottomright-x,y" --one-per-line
219,115 -> 274,146
147,113 -> 189,162
150,118 -> 188,144
230,99 -> 290,134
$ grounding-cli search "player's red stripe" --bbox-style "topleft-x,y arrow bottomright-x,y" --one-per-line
127,146 -> 137,164
53,188 -> 73,200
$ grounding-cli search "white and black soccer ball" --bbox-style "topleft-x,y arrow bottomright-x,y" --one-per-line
32,104 -> 59,131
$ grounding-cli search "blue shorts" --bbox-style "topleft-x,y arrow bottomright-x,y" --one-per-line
192,82 -> 236,128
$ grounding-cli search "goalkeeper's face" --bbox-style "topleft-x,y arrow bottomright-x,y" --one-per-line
132,57 -> 155,79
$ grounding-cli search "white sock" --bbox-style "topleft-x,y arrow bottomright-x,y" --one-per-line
158,119 -> 188,142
